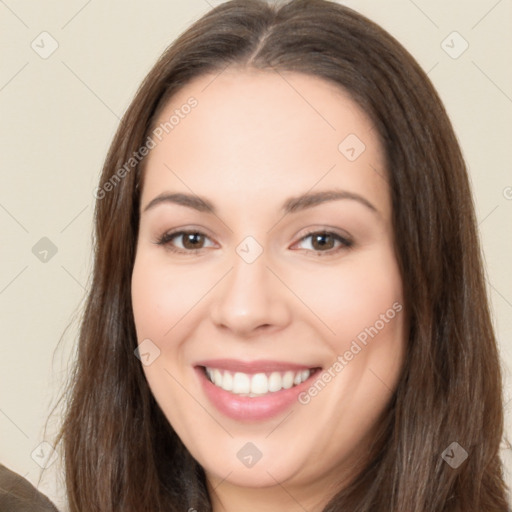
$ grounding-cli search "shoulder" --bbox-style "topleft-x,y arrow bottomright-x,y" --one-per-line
0,464 -> 59,512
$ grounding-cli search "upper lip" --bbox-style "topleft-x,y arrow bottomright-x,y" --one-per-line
195,358 -> 320,374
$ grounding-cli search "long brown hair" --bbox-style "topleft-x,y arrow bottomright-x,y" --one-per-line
54,0 -> 510,510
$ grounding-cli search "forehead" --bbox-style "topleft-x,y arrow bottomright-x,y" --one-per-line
141,68 -> 389,220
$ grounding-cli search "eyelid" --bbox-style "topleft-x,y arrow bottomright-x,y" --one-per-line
155,228 -> 217,253
155,226 -> 353,256
290,228 -> 353,254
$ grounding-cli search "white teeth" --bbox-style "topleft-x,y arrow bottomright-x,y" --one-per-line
268,372 -> 282,392
204,367 -> 313,396
250,373 -> 268,394
282,371 -> 294,389
222,370 -> 233,391
213,369 -> 223,387
232,372 -> 251,394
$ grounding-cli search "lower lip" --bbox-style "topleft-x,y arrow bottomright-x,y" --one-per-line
196,367 -> 318,422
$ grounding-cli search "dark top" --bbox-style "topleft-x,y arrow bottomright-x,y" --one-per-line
0,464 -> 59,512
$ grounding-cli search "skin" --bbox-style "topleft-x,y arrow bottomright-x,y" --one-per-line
131,67 -> 406,512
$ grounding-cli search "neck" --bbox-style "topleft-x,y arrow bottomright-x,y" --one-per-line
207,476 -> 331,512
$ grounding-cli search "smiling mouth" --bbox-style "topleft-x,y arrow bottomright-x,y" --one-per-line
201,366 -> 321,397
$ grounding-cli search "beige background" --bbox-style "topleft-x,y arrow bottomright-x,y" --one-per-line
1,0 -> 511,509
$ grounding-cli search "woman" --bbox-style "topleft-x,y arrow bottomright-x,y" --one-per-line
55,0 -> 510,510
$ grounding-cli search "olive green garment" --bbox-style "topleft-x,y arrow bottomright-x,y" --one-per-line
0,464 -> 59,512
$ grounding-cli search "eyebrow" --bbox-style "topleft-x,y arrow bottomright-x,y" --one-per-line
142,189 -> 379,216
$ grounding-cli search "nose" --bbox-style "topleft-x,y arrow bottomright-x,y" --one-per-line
209,250 -> 292,338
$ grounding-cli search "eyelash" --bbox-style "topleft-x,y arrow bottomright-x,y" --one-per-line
155,229 -> 353,257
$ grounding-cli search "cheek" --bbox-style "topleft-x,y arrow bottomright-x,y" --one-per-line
286,250 -> 405,465
131,255 -> 202,431
293,248 -> 403,347
131,254 -> 207,341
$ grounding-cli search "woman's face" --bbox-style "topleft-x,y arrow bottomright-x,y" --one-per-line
131,69 -> 406,509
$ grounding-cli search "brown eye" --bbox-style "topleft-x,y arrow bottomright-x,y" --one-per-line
294,230 -> 353,256
156,230 -> 215,254
311,233 -> 336,251
181,232 -> 206,249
